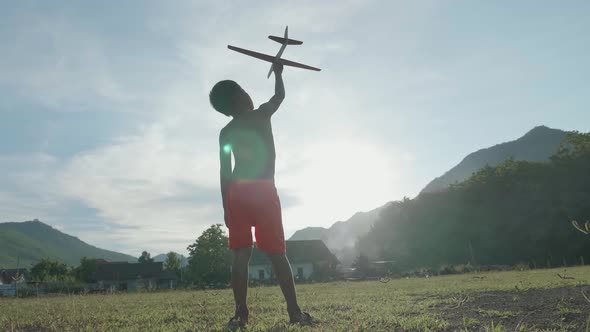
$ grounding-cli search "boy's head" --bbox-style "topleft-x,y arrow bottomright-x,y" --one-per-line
209,80 -> 253,117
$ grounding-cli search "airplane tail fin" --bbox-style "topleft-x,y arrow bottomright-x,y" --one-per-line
268,36 -> 303,45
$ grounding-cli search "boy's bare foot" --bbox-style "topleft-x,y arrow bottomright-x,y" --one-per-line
227,316 -> 247,331
228,306 -> 249,330
289,311 -> 315,326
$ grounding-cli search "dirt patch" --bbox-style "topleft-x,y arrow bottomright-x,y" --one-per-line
434,286 -> 590,331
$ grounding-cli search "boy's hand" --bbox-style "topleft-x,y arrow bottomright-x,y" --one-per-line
274,63 -> 283,75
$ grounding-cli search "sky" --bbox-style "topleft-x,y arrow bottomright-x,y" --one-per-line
1,1 -> 589,256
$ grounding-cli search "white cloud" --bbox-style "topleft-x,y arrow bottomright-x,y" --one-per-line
0,12 -> 136,110
56,121 -> 220,253
0,153 -> 63,221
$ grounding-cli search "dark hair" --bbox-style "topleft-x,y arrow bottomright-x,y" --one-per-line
209,80 -> 241,116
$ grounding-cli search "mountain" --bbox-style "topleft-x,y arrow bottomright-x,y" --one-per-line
289,204 -> 394,245
289,203 -> 395,265
290,125 -> 568,265
321,204 -> 395,251
356,130 -> 590,269
0,220 -> 136,268
153,252 -> 189,268
288,227 -> 327,241
421,126 -> 567,193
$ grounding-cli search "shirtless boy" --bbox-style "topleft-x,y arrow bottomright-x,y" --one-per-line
210,63 -> 312,327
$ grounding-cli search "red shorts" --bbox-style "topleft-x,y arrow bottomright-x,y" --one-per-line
227,180 -> 286,254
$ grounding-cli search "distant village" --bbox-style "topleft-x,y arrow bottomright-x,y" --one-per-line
0,239 -> 347,297
0,235 -> 518,298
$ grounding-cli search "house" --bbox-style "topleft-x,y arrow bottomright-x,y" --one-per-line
0,269 -> 28,297
0,268 -> 28,284
92,261 -> 178,292
249,240 -> 340,281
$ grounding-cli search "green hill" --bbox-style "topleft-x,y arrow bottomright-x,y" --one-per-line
357,130 -> 590,269
0,220 -> 136,268
421,126 -> 567,193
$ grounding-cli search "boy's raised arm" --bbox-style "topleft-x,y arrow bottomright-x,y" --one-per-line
219,131 -> 232,227
259,63 -> 285,117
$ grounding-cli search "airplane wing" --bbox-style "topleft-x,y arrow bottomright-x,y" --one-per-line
276,57 -> 321,71
228,45 -> 276,63
228,45 -> 321,72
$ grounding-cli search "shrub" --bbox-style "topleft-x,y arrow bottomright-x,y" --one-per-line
513,262 -> 530,271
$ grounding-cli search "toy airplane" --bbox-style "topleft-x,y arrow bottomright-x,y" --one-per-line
228,26 -> 321,78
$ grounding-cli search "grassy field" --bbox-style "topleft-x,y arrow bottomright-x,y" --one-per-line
2,267 -> 590,331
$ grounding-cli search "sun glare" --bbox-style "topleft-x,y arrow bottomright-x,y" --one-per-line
280,139 -> 397,228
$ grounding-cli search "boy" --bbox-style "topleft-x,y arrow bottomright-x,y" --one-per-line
209,63 -> 313,327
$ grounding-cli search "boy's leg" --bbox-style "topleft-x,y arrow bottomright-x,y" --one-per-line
255,183 -> 310,323
268,253 -> 302,320
232,247 -> 252,321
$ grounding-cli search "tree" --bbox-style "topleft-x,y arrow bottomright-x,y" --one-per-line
73,257 -> 100,283
164,252 -> 182,277
30,259 -> 69,282
138,251 -> 154,264
186,224 -> 231,286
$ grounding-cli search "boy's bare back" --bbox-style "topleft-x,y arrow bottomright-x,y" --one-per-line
220,105 -> 277,181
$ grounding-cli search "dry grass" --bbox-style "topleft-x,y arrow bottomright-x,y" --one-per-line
1,266 -> 590,331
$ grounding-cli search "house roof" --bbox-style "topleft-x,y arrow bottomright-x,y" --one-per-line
250,240 -> 340,266
93,262 -> 175,281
